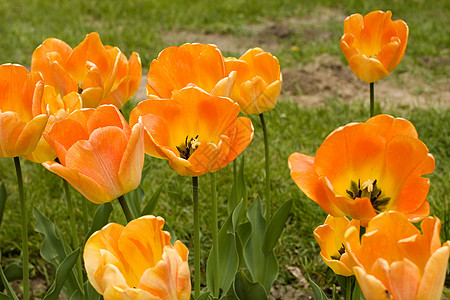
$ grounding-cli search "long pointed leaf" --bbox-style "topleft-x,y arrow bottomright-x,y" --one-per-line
234,271 -> 267,300
44,249 -> 80,300
308,277 -> 327,300
140,183 -> 164,216
262,199 -> 292,255
0,251 -> 19,300
85,203 -> 113,240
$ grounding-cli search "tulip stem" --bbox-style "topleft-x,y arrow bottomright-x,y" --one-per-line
192,176 -> 200,298
370,82 -> 375,117
345,276 -> 352,300
118,195 -> 133,223
82,198 -> 89,235
259,113 -> 271,221
14,157 -> 29,300
62,179 -> 83,288
210,173 -> 219,297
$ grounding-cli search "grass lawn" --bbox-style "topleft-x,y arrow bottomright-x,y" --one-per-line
0,0 -> 449,297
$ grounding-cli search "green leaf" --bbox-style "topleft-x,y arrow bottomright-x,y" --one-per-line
262,199 -> 292,255
0,259 -> 22,291
0,183 -> 6,227
33,208 -> 82,296
44,249 -> 80,300
243,199 -> 278,293
352,279 -> 362,300
231,198 -> 246,232
308,277 -> 327,300
228,156 -> 247,215
84,280 -> 101,300
233,271 -> 267,300
85,203 -> 113,240
0,250 -> 18,300
236,222 -> 251,269
140,182 -> 164,216
196,291 -> 211,300
0,294 -> 12,300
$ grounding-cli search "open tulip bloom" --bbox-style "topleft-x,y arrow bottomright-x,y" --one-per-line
340,10 -> 408,83
43,104 -> 144,204
345,211 -> 450,300
130,86 -> 254,177
314,215 -> 360,276
31,32 -> 141,109
146,43 -> 236,98
225,47 -> 282,115
84,215 -> 191,299
289,114 -> 435,224
0,64 -> 48,157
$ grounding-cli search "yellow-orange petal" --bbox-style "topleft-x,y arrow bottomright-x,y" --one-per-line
353,267 -> 391,300
87,105 -> 130,136
348,54 -> 389,83
49,60 -> 78,96
416,242 -> 450,300
376,37 -> 401,72
388,259 -> 420,300
343,13 -> 363,38
118,121 -> 144,192
104,286 -> 155,300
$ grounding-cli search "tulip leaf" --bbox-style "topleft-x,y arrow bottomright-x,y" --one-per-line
231,198 -> 246,232
233,271 -> 267,300
0,259 -> 22,291
85,202 -> 113,240
0,251 -> 18,300
196,291 -> 211,300
262,199 -> 292,255
125,188 -> 140,219
228,156 -> 247,217
0,294 -> 11,300
236,222 -> 251,269
0,182 -> 6,227
352,279 -> 363,300
308,277 -> 328,300
84,281 -> 101,300
33,208 -> 82,296
243,199 -> 278,293
44,248 -> 80,300
140,182 -> 164,217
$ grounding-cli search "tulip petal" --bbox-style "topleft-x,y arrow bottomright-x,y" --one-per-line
104,286 -> 155,300
118,121 -> 144,192
343,13 -> 363,38
388,259 -> 420,300
348,54 -> 389,83
377,37 -> 401,72
354,266 -> 391,300
49,60 -> 78,96
416,242 -> 450,300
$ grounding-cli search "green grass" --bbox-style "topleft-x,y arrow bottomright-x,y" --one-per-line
0,0 -> 449,296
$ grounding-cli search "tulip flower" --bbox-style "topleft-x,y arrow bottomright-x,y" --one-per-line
340,10 -> 408,83
84,215 -> 191,300
31,32 -> 141,109
225,47 -> 282,115
288,114 -> 434,224
0,64 -> 48,157
24,87 -> 82,163
313,215 -> 360,276
146,43 -> 236,98
43,104 -> 144,204
130,86 -> 254,177
345,211 -> 450,300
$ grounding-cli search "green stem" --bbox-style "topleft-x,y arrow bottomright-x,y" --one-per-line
118,195 -> 133,222
210,173 -> 219,297
259,113 -> 271,221
233,159 -> 237,186
370,82 -> 375,117
192,176 -> 200,298
62,179 -> 83,287
346,276 -> 352,300
14,157 -> 28,300
82,198 -> 89,235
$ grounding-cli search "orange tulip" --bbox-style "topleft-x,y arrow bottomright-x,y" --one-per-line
288,114 -> 434,224
340,10 -> 408,83
225,47 -> 282,115
24,87 -> 82,163
0,64 -> 48,157
31,32 -> 141,109
130,86 -> 254,176
313,215 -> 360,276
146,43 -> 236,98
43,105 -> 144,204
84,215 -> 191,300
345,211 -> 450,300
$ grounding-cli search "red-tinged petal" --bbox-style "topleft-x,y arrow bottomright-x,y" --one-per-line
64,127 -> 128,200
333,196 -> 377,223
388,259 -> 420,300
288,153 -> 345,216
403,199 -> 430,223
416,242 -> 450,300
44,118 -> 90,165
31,38 -> 73,88
118,121 -> 144,192
348,54 -> 389,83
118,216 -> 171,281
42,160 -> 112,204
353,266 -> 391,300
87,105 -> 130,136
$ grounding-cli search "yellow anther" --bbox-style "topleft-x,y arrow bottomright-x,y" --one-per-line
361,179 -> 374,193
